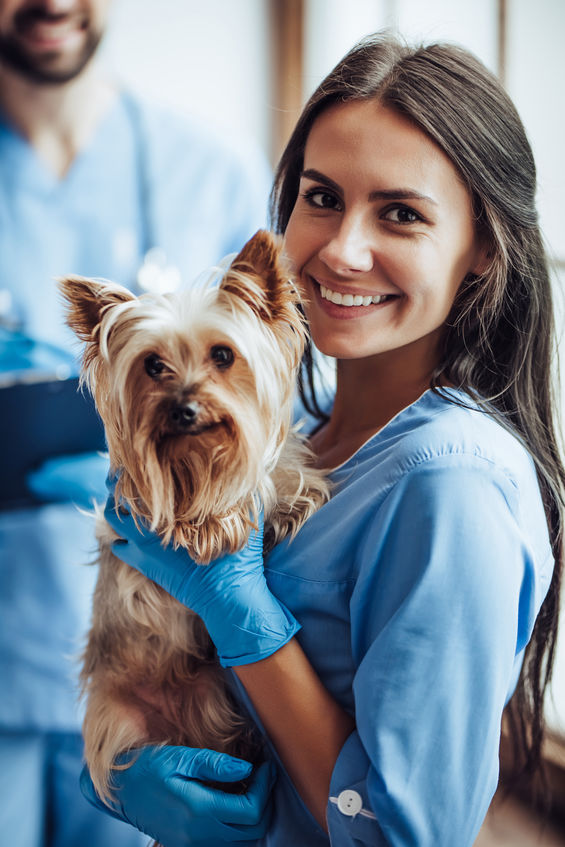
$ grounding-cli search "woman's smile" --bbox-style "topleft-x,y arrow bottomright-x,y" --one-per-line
309,275 -> 400,319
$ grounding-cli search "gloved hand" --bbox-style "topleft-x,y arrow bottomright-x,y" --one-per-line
104,493 -> 300,667
27,451 -> 110,507
80,745 -> 275,847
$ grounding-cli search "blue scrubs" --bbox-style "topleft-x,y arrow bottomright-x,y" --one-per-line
239,388 -> 553,846
0,93 -> 271,846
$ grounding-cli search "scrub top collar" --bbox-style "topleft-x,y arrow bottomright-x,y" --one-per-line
0,93 -> 122,193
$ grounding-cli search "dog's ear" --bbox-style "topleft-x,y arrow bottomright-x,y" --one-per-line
219,230 -> 299,322
58,275 -> 135,342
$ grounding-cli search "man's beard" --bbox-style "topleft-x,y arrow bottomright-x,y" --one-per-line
0,5 -> 103,85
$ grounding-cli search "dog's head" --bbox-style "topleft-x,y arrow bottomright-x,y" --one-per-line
59,230 -> 305,544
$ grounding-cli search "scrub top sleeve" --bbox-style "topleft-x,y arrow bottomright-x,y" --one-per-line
326,454 -> 538,847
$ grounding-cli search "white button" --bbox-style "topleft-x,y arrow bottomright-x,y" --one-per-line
336,789 -> 363,816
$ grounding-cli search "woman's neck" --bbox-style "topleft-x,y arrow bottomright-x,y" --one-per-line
311,344 -> 438,469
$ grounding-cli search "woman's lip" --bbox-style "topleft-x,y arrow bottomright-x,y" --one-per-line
309,277 -> 398,319
308,275 -> 395,300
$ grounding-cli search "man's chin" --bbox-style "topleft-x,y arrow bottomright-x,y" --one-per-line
0,33 -> 102,84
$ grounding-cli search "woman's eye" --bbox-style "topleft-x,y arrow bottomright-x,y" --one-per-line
144,353 -> 166,378
303,189 -> 341,211
382,206 -> 421,224
210,345 -> 235,369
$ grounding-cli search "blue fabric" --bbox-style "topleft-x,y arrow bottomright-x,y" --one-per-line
0,731 -> 146,847
234,388 -> 553,846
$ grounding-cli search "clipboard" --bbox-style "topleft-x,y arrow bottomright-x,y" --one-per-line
1,374 -> 106,510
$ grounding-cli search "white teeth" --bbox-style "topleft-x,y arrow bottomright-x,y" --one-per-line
319,284 -> 391,307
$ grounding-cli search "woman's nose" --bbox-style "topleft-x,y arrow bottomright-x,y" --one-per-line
317,215 -> 374,274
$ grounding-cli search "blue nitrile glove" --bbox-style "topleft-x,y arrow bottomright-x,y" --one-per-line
27,451 -> 110,507
104,493 -> 300,667
80,745 -> 275,847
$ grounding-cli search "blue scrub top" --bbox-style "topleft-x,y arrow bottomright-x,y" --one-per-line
0,92 -> 272,731
237,388 -> 553,846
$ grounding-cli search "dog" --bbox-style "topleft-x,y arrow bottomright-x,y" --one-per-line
59,229 -> 329,806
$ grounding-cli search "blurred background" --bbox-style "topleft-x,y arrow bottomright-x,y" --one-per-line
97,1 -> 565,841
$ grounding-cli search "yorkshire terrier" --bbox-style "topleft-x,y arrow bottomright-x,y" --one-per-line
59,230 -> 329,807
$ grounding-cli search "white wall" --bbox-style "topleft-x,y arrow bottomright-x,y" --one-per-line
97,0 -> 271,155
505,0 -> 565,262
304,0 -> 388,94
392,0 -> 498,71
304,0 -> 497,99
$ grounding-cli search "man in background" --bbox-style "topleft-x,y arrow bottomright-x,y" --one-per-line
0,1 -> 271,844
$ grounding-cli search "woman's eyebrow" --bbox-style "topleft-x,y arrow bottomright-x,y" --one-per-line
301,168 -> 342,193
368,188 -> 438,206
301,168 -> 437,206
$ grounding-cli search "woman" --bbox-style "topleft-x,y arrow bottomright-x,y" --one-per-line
81,33 -> 564,846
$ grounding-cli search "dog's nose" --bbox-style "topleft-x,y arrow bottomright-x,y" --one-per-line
168,400 -> 201,432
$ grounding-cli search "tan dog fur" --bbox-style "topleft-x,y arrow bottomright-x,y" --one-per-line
59,230 -> 329,805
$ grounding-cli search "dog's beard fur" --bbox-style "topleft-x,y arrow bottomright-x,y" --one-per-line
59,230 -> 329,805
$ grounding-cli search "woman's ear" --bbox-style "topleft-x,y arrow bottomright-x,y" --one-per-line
471,248 -> 492,278
469,227 -> 495,278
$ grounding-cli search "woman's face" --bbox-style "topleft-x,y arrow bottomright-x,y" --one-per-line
284,100 -> 485,365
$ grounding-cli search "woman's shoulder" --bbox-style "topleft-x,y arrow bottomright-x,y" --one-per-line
359,388 -> 534,480
332,388 -> 540,519
347,390 -> 552,605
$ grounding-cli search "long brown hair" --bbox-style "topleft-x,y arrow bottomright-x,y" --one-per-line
271,32 -> 565,794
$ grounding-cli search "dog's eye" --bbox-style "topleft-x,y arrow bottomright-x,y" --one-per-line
210,345 -> 235,370
144,353 -> 166,378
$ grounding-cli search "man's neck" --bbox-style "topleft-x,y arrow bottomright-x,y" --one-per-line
0,63 -> 117,177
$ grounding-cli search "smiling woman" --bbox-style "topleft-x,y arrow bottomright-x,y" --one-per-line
270,21 -> 565,800
264,32 -> 564,842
